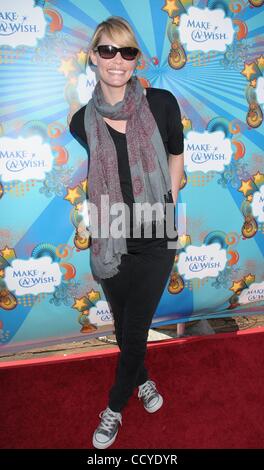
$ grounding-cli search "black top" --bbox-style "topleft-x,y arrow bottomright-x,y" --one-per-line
69,87 -> 184,249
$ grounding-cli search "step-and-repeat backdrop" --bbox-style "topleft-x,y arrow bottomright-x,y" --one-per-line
0,0 -> 263,353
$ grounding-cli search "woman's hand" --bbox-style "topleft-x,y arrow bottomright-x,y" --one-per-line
168,153 -> 184,205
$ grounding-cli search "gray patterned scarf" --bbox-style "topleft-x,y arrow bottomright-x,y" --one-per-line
84,76 -> 173,281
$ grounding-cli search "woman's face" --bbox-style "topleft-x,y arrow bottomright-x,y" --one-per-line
90,32 -> 138,89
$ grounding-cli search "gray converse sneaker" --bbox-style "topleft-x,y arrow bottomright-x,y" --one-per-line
138,380 -> 163,413
92,407 -> 122,449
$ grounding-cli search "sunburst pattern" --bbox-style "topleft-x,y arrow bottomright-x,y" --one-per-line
0,0 -> 263,352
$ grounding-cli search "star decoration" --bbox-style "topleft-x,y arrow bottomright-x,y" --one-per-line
178,234 -> 191,247
257,55 -> 264,70
244,273 -> 255,286
87,289 -> 100,303
253,171 -> 264,187
73,296 -> 89,311
59,58 -> 75,77
182,117 -> 192,130
0,246 -> 16,260
80,179 -> 88,194
172,15 -> 180,26
230,279 -> 245,293
162,0 -> 179,17
77,50 -> 87,65
241,62 -> 257,81
76,203 -> 83,211
238,179 -> 254,196
64,186 -> 82,205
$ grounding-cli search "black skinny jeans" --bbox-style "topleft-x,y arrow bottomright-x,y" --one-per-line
100,240 -> 177,413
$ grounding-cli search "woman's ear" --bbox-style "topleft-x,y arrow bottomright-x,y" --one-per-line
89,50 -> 97,67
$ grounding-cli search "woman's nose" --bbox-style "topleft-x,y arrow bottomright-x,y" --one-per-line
112,52 -> 123,62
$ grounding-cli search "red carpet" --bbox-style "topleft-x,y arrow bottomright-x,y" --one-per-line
1,329 -> 264,449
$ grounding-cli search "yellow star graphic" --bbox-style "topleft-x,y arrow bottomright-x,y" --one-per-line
172,15 -> 180,26
162,0 -> 179,17
1,246 -> 16,260
244,273 -> 255,286
178,234 -> 190,247
87,289 -> 100,303
182,117 -> 192,130
59,58 -> 75,77
230,279 -> 245,293
80,179 -> 88,194
77,50 -> 87,65
257,55 -> 264,69
76,203 -> 83,211
64,186 -> 82,205
241,62 -> 256,81
253,171 -> 264,187
238,179 -> 253,196
73,296 -> 89,311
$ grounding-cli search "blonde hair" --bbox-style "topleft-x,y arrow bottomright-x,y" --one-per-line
87,16 -> 142,66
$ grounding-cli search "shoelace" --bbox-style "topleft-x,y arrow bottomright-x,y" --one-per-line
98,408 -> 122,434
138,380 -> 157,400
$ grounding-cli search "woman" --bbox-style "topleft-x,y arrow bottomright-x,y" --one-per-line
70,16 -> 184,449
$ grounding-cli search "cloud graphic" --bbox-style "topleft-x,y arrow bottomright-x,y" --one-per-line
0,0 -> 47,47
4,256 -> 62,296
239,281 -> 264,305
0,135 -> 54,182
77,66 -> 97,105
177,243 -> 227,280
184,131 -> 233,173
256,76 -> 264,109
251,184 -> 264,223
179,6 -> 234,52
89,300 -> 113,326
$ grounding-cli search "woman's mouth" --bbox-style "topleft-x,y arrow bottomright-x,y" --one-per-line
108,70 -> 126,75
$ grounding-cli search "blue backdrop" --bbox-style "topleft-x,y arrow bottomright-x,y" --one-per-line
0,0 -> 263,353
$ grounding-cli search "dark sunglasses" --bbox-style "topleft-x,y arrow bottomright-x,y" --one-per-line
94,45 -> 139,61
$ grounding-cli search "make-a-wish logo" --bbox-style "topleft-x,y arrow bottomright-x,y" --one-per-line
0,135 -> 54,182
0,0 -> 47,47
76,65 -> 97,105
177,243 -> 227,280
184,131 -> 232,174
89,300 -> 113,326
251,184 -> 264,223
179,7 -> 234,52
4,257 -> 62,296
239,281 -> 264,305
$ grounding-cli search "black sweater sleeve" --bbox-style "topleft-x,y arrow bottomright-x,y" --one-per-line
165,90 -> 184,156
69,106 -> 89,150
